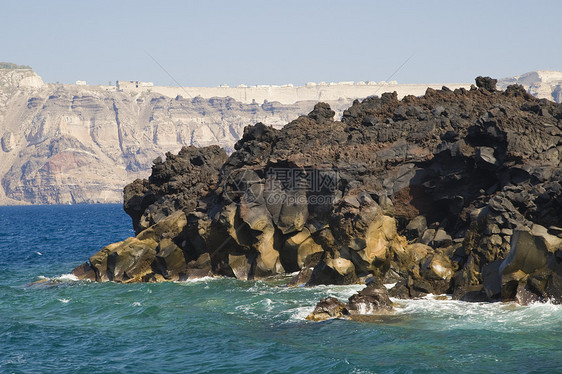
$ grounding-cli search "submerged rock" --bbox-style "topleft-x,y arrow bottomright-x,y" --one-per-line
306,297 -> 349,321
306,281 -> 394,322
346,281 -> 394,315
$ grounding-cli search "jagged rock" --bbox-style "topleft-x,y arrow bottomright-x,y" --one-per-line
136,210 -> 187,242
475,76 -> 497,91
454,284 -> 491,302
482,260 -> 502,300
124,146 -> 227,234
154,238 -> 187,279
346,282 -> 394,314
307,256 -> 358,286
499,226 -> 562,302
476,146 -> 497,166
307,281 -> 394,322
307,102 -> 335,124
89,237 -> 158,282
71,262 -> 96,281
73,76 -> 562,308
306,297 -> 349,321
404,215 -> 427,242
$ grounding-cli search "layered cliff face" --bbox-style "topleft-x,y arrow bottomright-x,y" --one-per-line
1,68 -> 560,206
0,70 -> 352,204
74,77 -> 562,305
498,71 -> 562,104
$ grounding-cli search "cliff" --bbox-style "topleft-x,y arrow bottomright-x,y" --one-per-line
73,77 -> 562,306
498,70 -> 562,103
0,69 -> 354,204
1,68 -> 560,206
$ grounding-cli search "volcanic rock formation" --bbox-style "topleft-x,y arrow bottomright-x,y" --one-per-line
73,76 -> 562,304
306,279 -> 394,321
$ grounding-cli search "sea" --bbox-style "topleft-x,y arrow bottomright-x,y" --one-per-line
0,204 -> 561,374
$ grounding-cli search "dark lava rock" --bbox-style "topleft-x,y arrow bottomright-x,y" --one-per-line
475,76 -> 498,91
306,297 -> 349,321
307,280 -> 394,321
123,145 -> 227,234
74,76 -> 562,306
346,282 -> 393,314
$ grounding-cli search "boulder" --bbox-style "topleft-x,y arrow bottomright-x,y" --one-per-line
307,256 -> 359,286
306,297 -> 349,321
475,76 -> 497,91
431,228 -> 453,248
227,253 -> 255,280
154,238 -> 187,279
281,228 -> 323,271
346,282 -> 394,314
72,78 -> 562,305
404,215 -> 427,242
88,237 -> 158,282
482,260 -> 502,300
499,226 -> 562,302
307,280 -> 394,322
288,251 -> 324,286
136,210 -> 187,242
71,262 -> 96,281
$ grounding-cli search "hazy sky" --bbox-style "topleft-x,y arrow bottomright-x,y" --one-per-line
1,0 -> 561,86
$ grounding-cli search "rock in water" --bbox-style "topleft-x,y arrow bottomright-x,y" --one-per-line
123,145 -> 227,234
306,297 -> 349,321
498,226 -> 562,304
346,281 -> 394,315
306,280 -> 394,322
74,75 -> 562,307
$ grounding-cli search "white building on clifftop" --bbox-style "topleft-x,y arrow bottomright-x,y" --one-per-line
116,80 -> 154,91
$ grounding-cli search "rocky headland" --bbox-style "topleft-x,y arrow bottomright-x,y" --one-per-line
2,67 -> 561,206
72,76 -> 562,314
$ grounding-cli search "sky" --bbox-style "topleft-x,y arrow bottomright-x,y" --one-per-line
1,0 -> 561,87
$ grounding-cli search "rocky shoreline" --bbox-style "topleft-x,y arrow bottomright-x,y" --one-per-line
73,76 -> 562,313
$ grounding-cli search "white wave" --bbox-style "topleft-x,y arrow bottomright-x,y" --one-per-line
392,297 -> 562,331
37,273 -> 79,282
132,302 -> 142,307
287,306 -> 314,322
355,303 -> 375,315
58,298 -> 71,303
350,369 -> 376,374
57,274 -> 79,281
176,276 -> 222,284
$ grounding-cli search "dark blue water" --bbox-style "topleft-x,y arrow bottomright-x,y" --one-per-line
1,205 -> 561,373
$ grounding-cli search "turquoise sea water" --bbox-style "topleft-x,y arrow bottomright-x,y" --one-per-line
0,204 -> 561,374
